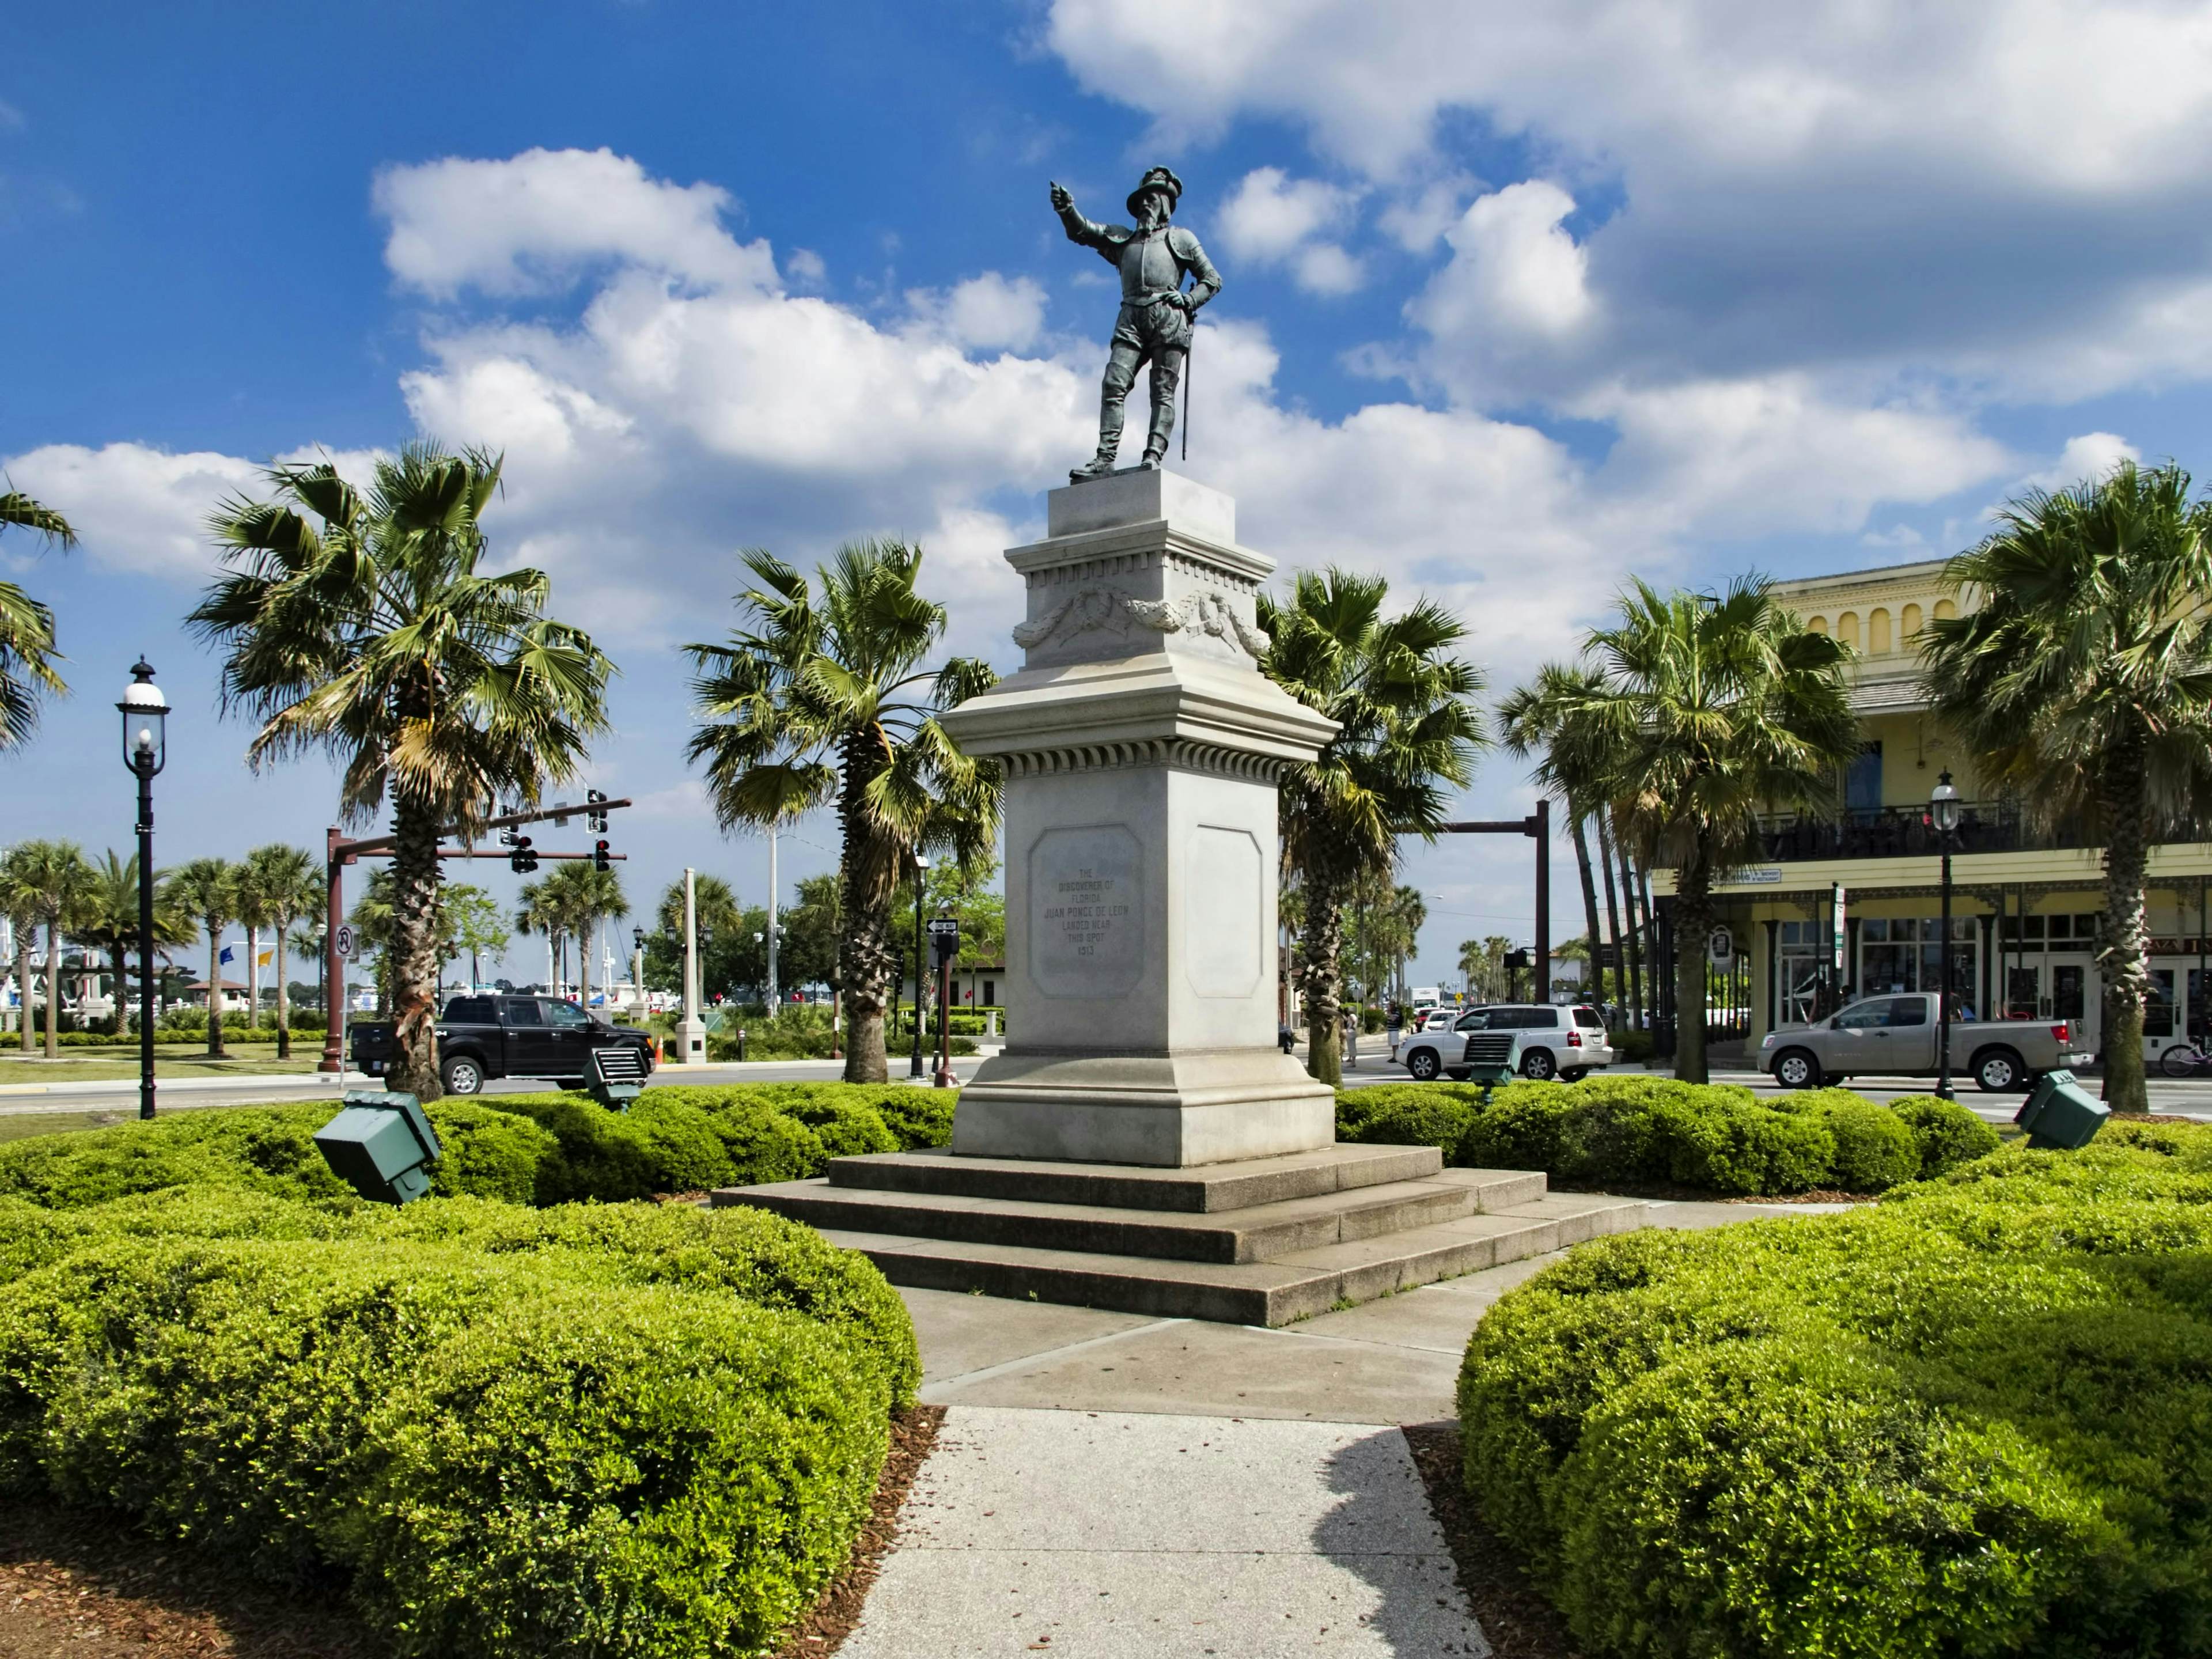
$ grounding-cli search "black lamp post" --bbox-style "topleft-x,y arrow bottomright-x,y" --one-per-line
118,660 -> 169,1120
909,853 -> 931,1078
631,925 -> 645,1016
1931,770 -> 1961,1100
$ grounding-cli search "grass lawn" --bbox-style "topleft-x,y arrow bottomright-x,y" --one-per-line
0,1110 -> 135,1142
0,1042 -> 330,1086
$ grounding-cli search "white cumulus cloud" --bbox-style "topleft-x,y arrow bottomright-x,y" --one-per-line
1217,166 -> 1365,295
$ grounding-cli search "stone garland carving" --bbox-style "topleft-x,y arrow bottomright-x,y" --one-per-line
1014,582 -> 1270,660
1126,590 -> 1272,658
999,737 -> 1289,781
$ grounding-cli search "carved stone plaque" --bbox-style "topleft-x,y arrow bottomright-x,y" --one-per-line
1029,824 -> 1144,999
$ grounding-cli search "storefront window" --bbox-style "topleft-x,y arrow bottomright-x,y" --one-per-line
1859,916 -> 1976,1001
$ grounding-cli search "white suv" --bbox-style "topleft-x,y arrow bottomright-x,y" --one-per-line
1396,1003 -> 1613,1083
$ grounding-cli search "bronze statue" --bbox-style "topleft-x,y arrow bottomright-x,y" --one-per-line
1050,166 -> 1222,483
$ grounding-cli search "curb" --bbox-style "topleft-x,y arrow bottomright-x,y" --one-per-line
0,1071 -> 373,1099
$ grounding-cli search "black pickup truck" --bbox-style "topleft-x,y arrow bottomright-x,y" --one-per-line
349,994 -> 654,1095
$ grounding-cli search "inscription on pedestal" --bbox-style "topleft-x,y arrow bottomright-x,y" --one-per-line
1029,824 -> 1143,999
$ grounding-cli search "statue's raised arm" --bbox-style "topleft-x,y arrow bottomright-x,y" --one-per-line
1049,166 -> 1223,482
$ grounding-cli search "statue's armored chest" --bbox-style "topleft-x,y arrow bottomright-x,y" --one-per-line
1119,228 -> 1181,293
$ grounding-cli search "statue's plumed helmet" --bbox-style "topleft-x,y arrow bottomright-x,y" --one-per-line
1126,166 -> 1183,218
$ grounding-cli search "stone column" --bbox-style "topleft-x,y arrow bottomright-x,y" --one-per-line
941,471 -> 1339,1168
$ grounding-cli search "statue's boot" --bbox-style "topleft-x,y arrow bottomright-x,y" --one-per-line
1069,450 -> 1120,483
1140,407 -> 1175,469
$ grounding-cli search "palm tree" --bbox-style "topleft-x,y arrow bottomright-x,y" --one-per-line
0,492 -> 75,753
1259,568 -> 1488,1085
1513,578 -> 1856,1082
236,844 -> 321,1056
532,861 -> 627,1012
166,858 -> 240,1058
1501,664 -> 1622,1021
685,541 -> 999,1081
191,443 -> 616,1099
0,841 -> 96,1059
1595,805 -> 1628,1021
1923,462 -> 2212,1113
649,873 -> 743,1006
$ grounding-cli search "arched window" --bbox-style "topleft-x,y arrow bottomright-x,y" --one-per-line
1870,607 -> 1893,654
1806,615 -> 1829,635
1902,601 -> 1923,639
1933,599 -> 1957,622
1838,611 -> 1861,650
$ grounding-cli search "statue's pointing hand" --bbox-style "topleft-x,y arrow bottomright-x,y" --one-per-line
1050,181 -> 1073,213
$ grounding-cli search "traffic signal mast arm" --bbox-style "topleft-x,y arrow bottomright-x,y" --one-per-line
319,796 -> 636,1073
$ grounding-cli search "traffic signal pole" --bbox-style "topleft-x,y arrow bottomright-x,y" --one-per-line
1438,800 -> 1551,999
318,797 -> 635,1074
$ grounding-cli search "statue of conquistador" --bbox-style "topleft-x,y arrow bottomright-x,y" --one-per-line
1050,167 -> 1223,483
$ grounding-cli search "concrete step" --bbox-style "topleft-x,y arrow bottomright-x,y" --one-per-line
718,1172 -> 1518,1264
824,1142 -> 1446,1213
798,1193 -> 1653,1327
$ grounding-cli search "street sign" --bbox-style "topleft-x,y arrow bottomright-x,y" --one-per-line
334,924 -> 355,960
1707,926 -> 1733,967
1831,881 -> 1847,971
926,919 -> 960,937
927,916 -> 960,962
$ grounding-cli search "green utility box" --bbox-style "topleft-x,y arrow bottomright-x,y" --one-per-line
1459,1031 -> 1524,1105
2014,1069 -> 2109,1150
315,1090 -> 442,1204
587,1046 -> 649,1111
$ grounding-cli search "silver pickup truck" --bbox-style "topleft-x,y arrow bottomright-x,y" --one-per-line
1759,991 -> 2091,1092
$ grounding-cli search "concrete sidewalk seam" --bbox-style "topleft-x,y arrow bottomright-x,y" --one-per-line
921,1317 -> 1188,1396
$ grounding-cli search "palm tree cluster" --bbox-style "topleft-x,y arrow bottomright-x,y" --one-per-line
0,492 -> 75,754
1501,578 -> 1858,1083
1259,568 -> 1488,1085
517,862 -> 628,1012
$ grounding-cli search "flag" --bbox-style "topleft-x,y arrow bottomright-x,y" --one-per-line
257,950 -> 273,967
218,945 -> 236,966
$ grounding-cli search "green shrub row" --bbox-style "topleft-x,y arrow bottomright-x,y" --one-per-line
0,1191 -> 912,1657
1457,1120 -> 2212,1658
0,1084 -> 958,1214
9,1025 -> 328,1048
1338,1077 -> 1997,1195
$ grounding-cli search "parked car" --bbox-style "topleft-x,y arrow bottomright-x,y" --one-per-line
348,993 -> 654,1095
1758,992 -> 2089,1091
1396,1003 -> 1614,1083
1416,1006 -> 1461,1032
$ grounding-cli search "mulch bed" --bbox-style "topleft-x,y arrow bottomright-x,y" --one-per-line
769,1403 -> 945,1658
0,1404 -> 947,1659
1402,1421 -> 1585,1659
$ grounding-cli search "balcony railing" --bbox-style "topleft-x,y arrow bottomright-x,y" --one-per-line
1753,800 -> 2097,862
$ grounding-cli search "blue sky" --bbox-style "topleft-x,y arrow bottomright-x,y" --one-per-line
10,0 -> 2212,988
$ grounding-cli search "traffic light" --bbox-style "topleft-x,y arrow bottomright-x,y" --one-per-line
587,789 -> 608,833
510,835 -> 538,873
592,838 -> 612,872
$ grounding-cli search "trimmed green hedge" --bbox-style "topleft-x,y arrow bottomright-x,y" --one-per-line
1339,1077 -> 1996,1195
1456,1121 -> 2212,1658
0,1194 -> 910,1657
0,1084 -> 959,1211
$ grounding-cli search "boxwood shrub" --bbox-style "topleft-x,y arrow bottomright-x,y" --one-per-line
1338,1077 -> 1995,1195
0,1196 -> 908,1657
1456,1123 -> 2212,1658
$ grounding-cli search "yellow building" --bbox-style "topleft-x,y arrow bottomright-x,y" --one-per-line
1653,558 -> 2212,1064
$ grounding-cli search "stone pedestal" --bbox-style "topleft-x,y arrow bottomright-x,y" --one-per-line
940,471 -> 1338,1167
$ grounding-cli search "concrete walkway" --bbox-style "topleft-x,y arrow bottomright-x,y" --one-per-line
839,1198 -> 1834,1656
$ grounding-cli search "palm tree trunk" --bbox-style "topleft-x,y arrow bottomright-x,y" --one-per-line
41,915 -> 61,1057
836,730 -> 900,1084
578,918 -> 593,1016
1673,851 -> 1714,1084
205,925 -> 225,1059
247,925 -> 260,1033
2098,743 -> 2153,1113
388,790 -> 445,1100
1632,854 -> 1656,1031
1571,811 -> 1603,1013
274,915 -> 292,1060
112,944 -> 129,1038
1300,864 -> 1346,1086
1597,807 -> 1626,1017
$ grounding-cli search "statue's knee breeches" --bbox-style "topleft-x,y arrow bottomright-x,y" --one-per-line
1100,343 -> 1143,403
1148,348 -> 1184,402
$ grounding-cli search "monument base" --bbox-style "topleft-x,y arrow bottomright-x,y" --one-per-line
952,1047 -> 1335,1166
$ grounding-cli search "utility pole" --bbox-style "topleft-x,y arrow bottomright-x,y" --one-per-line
1439,800 -> 1552,999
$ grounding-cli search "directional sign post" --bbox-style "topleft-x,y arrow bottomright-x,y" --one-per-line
926,918 -> 960,1087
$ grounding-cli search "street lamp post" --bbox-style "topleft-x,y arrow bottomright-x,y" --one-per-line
909,853 -> 931,1078
118,660 -> 169,1121
631,925 -> 645,1019
1931,770 -> 1961,1100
